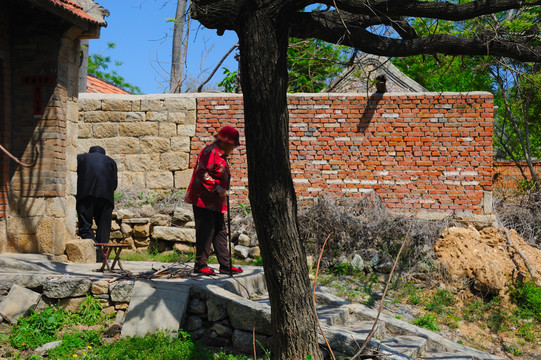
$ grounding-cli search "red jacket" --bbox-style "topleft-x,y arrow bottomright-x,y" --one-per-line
185,143 -> 230,213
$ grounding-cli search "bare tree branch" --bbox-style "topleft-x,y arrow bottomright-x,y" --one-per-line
317,0 -> 541,21
197,43 -> 239,92
290,11 -> 541,62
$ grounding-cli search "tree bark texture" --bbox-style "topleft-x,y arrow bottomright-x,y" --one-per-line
236,8 -> 322,360
170,0 -> 187,93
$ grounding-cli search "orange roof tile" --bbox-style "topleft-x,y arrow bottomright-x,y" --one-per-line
86,75 -> 131,94
47,0 -> 104,25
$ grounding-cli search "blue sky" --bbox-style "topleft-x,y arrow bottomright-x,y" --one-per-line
90,0 -> 239,94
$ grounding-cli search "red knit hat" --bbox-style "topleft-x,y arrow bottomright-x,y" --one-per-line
216,126 -> 240,146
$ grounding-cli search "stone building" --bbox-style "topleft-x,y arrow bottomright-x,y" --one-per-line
325,53 -> 427,93
0,0 -> 108,255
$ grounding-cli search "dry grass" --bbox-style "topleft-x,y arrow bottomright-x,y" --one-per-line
298,194 -> 453,273
494,192 -> 541,249
114,189 -> 187,216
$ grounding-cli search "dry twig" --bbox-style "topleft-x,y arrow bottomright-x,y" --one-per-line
312,233 -> 336,360
350,220 -> 414,360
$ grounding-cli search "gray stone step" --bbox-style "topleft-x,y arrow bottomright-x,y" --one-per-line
317,305 -> 349,326
121,280 -> 190,338
381,335 -> 427,358
421,352 -> 477,360
343,320 -> 387,340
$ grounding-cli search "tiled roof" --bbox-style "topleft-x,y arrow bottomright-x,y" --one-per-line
86,75 -> 131,94
47,0 -> 105,25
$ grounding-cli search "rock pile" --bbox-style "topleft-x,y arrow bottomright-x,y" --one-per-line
435,226 -> 541,296
65,205 -> 261,263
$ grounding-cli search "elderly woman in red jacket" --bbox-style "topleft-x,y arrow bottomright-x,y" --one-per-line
185,126 -> 244,275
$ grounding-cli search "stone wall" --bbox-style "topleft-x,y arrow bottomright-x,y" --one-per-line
0,1 -> 94,255
77,93 -> 196,190
79,92 -> 494,215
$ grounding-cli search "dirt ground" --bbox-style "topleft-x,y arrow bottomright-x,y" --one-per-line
435,226 -> 541,297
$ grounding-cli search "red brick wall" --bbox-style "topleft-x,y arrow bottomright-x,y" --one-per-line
493,160 -> 541,192
192,93 -> 494,214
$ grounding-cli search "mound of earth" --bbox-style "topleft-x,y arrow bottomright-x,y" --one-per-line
434,226 -> 541,296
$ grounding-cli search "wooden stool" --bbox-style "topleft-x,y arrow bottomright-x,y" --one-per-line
95,243 -> 130,273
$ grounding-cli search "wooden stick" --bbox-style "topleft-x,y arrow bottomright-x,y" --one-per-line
312,233 -> 336,360
494,212 -> 540,285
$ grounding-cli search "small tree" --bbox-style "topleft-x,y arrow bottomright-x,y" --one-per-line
88,42 -> 142,94
493,62 -> 541,190
169,0 -> 188,93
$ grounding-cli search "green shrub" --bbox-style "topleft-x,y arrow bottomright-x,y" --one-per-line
328,262 -> 356,276
516,322 -> 537,342
487,307 -> 509,332
426,289 -> 455,314
413,313 -> 441,332
510,280 -> 541,321
462,300 -> 490,322
77,294 -> 110,325
89,332 -> 250,360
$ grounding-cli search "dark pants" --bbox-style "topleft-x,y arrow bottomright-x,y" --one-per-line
77,196 -> 114,261
193,205 -> 231,270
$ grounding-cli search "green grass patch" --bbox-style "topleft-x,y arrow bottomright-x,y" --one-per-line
425,289 -> 455,314
9,296 -> 109,351
120,249 -> 194,263
9,306 -> 70,349
87,331 -> 250,360
413,313 -> 441,332
510,280 -> 541,321
47,330 -> 103,359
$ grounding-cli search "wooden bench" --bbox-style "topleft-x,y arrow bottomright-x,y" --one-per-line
94,243 -> 131,273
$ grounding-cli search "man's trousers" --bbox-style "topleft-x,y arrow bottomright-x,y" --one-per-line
76,196 -> 114,245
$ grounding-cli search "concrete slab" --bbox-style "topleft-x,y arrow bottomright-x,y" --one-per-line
0,285 -> 41,323
121,280 -> 189,338
381,336 -> 427,357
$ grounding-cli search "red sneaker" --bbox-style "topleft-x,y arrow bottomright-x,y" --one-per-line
220,266 -> 243,274
194,267 -> 215,275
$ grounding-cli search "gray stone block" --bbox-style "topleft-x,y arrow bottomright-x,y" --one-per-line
121,281 -> 189,337
110,281 -> 135,303
207,297 -> 228,322
381,336 -> 427,358
152,226 -> 195,243
232,329 -> 268,354
227,296 -> 272,335
0,285 -> 41,323
43,277 -> 92,299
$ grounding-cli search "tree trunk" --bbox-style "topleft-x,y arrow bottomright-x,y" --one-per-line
236,10 -> 323,360
170,0 -> 187,93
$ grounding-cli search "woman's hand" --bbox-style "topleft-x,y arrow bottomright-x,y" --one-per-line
216,185 -> 228,198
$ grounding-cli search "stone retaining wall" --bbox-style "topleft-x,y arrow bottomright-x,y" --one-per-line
0,273 -> 272,355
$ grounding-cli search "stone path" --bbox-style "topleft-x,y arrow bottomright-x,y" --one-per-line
0,254 -> 505,359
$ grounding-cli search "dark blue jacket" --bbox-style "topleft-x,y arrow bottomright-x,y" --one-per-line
77,146 -> 118,204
